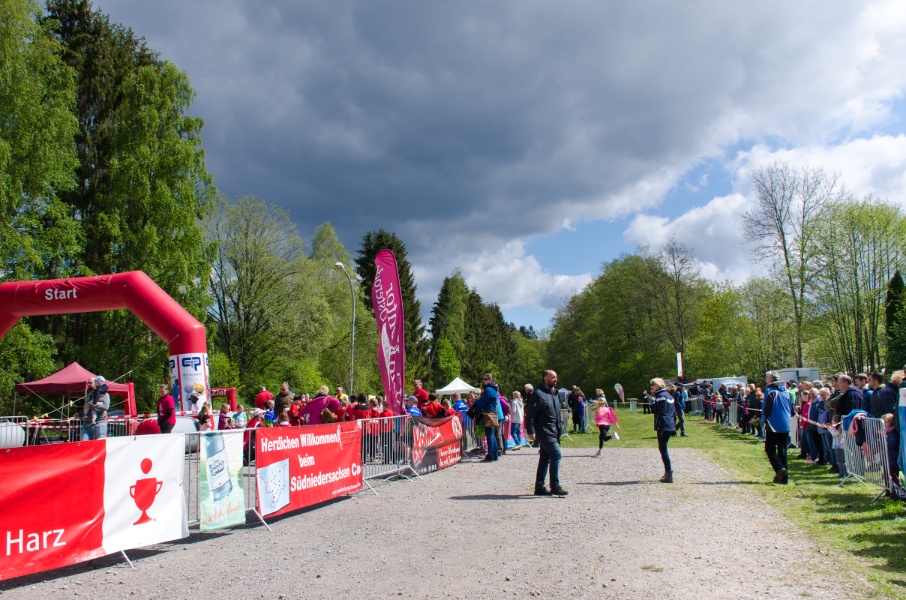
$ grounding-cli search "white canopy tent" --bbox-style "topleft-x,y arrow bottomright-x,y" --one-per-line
434,377 -> 480,395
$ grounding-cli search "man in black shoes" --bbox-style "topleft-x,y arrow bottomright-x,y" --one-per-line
762,371 -> 794,485
526,369 -> 568,496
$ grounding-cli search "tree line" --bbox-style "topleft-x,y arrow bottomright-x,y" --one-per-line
3,1 -> 903,415
547,163 -> 906,398
0,0 -> 532,414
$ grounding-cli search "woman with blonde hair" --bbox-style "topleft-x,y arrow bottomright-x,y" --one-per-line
650,378 -> 676,483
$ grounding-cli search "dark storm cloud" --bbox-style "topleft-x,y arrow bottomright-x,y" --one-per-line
95,0 -> 902,311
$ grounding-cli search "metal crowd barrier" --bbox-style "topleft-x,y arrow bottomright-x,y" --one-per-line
727,402 -> 738,428
0,416 -> 28,447
355,415 -> 416,480
688,397 -> 702,415
839,417 -> 891,501
182,430 -> 260,527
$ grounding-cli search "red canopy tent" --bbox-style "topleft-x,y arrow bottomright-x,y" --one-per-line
14,362 -> 137,417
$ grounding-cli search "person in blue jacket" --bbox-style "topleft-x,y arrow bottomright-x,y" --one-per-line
762,370 -> 795,484
651,378 -> 676,483
473,373 -> 501,462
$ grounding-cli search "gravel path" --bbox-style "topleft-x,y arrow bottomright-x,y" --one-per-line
2,446 -> 876,599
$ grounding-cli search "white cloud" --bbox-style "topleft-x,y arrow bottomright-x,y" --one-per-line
734,135 -> 906,206
91,0 -> 906,322
624,194 -> 754,283
413,240 -> 592,314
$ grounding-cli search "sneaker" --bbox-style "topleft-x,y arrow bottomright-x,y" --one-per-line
594,449 -> 602,457
805,459 -> 815,465
660,472 -> 673,484
534,487 -> 552,496
480,457 -> 494,463
550,487 -> 569,496
613,432 -> 620,440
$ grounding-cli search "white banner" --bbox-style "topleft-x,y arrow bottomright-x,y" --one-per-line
102,435 -> 188,553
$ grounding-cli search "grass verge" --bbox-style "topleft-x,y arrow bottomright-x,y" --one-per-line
559,407 -> 906,597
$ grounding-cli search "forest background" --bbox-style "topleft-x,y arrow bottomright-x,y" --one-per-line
2,0 -> 905,414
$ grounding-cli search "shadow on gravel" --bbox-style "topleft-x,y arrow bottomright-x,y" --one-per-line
690,481 -> 760,486
448,494 -> 539,500
0,547 -> 167,591
576,480 -> 648,486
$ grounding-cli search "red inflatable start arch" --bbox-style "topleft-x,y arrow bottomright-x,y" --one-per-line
0,271 -> 209,411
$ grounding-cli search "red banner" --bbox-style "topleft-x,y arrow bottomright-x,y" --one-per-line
372,249 -> 406,415
411,416 -> 463,474
0,436 -> 187,581
255,423 -> 362,518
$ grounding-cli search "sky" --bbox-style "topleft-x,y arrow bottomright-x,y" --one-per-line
95,0 -> 906,333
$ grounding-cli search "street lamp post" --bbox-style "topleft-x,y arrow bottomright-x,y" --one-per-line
334,262 -> 355,393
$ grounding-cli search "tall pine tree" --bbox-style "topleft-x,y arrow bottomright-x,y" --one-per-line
40,0 -> 214,407
886,271 -> 906,372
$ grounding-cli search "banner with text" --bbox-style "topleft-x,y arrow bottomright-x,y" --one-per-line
199,431 -> 246,531
255,423 -> 362,518
1,436 -> 187,581
411,416 -> 463,475
372,249 -> 406,415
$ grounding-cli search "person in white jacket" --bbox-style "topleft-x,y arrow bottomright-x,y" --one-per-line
509,391 -> 525,448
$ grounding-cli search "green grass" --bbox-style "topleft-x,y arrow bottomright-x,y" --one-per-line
562,407 -> 906,597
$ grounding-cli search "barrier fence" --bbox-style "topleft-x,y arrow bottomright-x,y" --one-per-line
356,415 -> 418,480
839,416 -> 892,501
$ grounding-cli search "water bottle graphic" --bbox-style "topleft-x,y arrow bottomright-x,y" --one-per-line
204,433 -> 233,502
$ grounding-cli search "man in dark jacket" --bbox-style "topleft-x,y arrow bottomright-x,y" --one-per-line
526,370 -> 567,496
835,374 -> 864,422
869,372 -> 898,419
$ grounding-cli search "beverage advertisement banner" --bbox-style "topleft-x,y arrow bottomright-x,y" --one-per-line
372,249 -> 406,415
410,416 -> 463,475
199,431 -> 246,531
255,423 -> 362,518
0,436 -> 187,581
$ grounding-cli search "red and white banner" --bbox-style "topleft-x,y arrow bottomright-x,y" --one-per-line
1,436 -> 187,581
255,423 -> 362,518
410,416 -> 463,474
372,249 -> 406,415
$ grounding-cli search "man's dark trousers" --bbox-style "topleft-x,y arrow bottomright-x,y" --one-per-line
535,438 -> 562,490
765,430 -> 789,473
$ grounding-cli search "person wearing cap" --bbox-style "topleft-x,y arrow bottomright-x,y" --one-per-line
404,395 -> 422,417
762,370 -> 794,484
81,376 -> 110,440
157,383 -> 177,434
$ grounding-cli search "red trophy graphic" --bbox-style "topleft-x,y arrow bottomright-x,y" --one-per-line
129,458 -> 162,525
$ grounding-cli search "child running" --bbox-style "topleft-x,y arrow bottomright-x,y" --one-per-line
593,395 -> 620,456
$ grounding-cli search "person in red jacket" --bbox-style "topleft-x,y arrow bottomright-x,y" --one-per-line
346,394 -> 376,420
440,398 -> 457,417
255,385 -> 274,410
377,401 -> 395,464
345,394 -> 376,460
413,379 -> 430,409
422,393 -> 444,418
